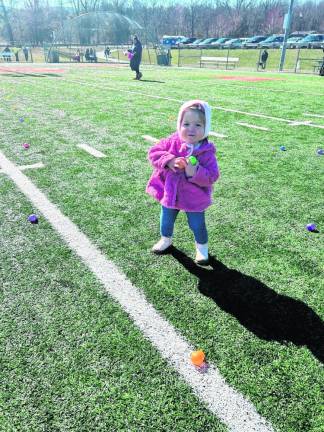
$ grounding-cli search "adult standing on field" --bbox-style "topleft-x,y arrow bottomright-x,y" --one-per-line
23,46 -> 29,61
128,35 -> 143,80
260,49 -> 268,70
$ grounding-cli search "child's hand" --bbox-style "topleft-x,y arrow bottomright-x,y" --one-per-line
174,157 -> 187,169
185,159 -> 199,177
167,157 -> 187,172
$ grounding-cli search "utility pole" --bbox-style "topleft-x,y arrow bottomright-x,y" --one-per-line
279,0 -> 294,71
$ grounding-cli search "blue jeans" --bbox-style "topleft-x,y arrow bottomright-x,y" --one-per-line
160,206 -> 208,244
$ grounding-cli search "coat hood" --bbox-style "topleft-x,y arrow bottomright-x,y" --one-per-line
177,100 -> 212,139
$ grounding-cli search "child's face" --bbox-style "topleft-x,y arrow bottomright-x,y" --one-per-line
180,110 -> 205,145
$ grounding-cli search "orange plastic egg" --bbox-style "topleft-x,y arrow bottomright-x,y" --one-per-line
190,350 -> 205,366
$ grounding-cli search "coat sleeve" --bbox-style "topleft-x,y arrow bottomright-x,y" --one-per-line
188,148 -> 220,187
147,138 -> 175,170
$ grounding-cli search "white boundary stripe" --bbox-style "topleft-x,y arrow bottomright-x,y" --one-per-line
288,120 -> 313,126
77,144 -> 106,158
237,122 -> 270,131
209,131 -> 228,138
0,161 -> 44,174
142,135 -> 159,144
303,113 -> 324,119
20,162 -> 45,171
0,149 -> 274,432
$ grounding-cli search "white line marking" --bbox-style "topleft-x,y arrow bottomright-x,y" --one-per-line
209,131 -> 228,138
303,113 -> 324,119
288,120 -> 313,126
0,149 -> 274,432
20,162 -> 45,171
142,135 -> 159,143
237,122 -> 270,131
0,161 -> 45,174
77,144 -> 106,158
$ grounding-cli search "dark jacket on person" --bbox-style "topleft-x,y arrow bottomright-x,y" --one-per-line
261,50 -> 268,63
129,39 -> 142,71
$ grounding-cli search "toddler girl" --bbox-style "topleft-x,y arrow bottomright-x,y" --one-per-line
146,100 -> 220,265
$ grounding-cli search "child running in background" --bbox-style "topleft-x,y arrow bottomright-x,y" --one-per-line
146,100 -> 220,265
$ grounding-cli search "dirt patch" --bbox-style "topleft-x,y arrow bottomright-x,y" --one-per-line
216,75 -> 284,82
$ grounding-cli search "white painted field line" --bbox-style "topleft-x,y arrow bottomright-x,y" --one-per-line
142,135 -> 159,144
77,144 -> 106,158
0,161 -> 44,174
209,131 -> 228,138
303,113 -> 324,119
20,162 -> 45,171
237,122 -> 270,131
288,120 -> 313,126
0,149 -> 274,432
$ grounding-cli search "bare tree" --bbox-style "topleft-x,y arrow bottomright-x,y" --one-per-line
0,0 -> 14,43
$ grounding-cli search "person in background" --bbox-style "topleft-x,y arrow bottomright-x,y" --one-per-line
12,46 -> 20,61
104,46 -> 110,60
22,46 -> 29,61
260,49 -> 268,70
3,46 -> 12,62
128,35 -> 143,80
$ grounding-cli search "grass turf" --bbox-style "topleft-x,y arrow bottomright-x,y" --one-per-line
0,64 -> 323,432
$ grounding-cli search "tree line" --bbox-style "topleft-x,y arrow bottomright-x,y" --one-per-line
1,0 -> 323,45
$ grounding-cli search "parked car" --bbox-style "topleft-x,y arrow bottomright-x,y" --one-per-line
283,36 -> 304,48
197,37 -> 220,48
210,37 -> 231,48
161,35 -> 185,47
221,38 -> 248,49
295,34 -> 324,49
259,35 -> 284,48
188,38 -> 207,48
242,35 -> 268,48
176,37 -> 197,46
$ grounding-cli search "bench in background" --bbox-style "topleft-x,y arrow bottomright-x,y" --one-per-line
200,56 -> 239,69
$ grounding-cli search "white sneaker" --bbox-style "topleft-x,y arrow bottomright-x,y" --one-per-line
195,242 -> 209,265
152,236 -> 172,254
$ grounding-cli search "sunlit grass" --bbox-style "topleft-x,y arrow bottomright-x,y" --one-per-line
0,65 -> 323,432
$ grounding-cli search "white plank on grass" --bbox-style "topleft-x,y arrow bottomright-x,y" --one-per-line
237,122 -> 269,131
77,144 -> 106,158
142,135 -> 159,144
0,149 -> 274,432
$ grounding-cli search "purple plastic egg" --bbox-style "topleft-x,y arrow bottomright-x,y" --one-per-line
28,214 -> 38,224
317,149 -> 324,155
23,143 -> 30,149
306,223 -> 316,232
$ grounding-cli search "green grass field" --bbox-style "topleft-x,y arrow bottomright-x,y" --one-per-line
0,64 -> 323,432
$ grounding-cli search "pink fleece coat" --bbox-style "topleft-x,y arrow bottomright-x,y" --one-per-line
146,132 -> 220,212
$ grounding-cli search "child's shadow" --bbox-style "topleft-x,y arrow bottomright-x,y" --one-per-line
169,247 -> 324,364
